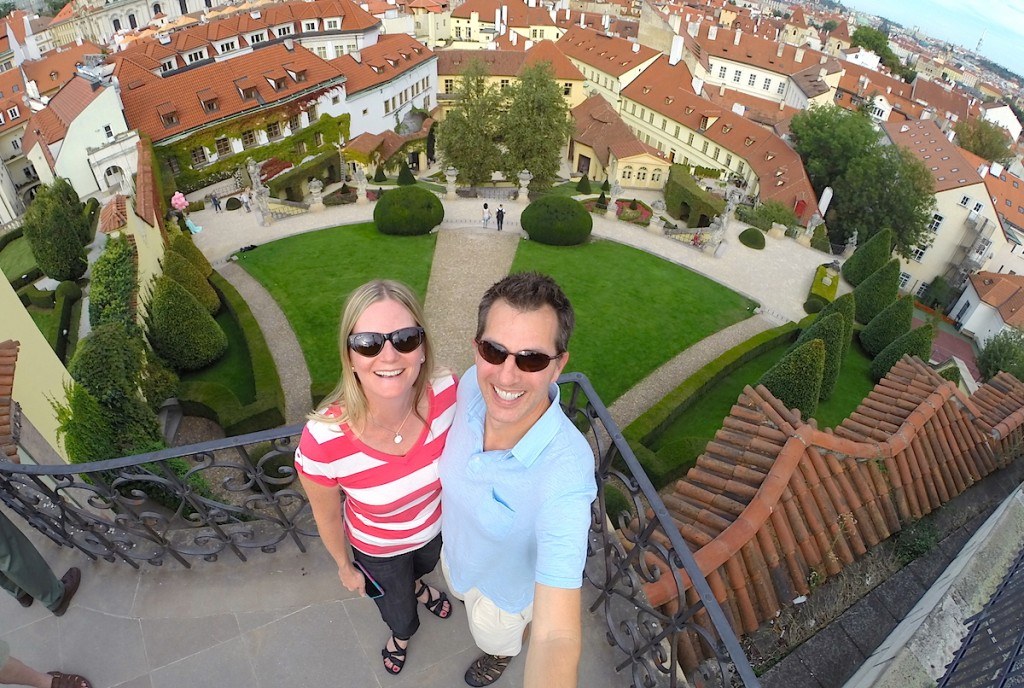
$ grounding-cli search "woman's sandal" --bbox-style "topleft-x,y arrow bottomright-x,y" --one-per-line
381,634 -> 408,675
464,653 -> 511,687
415,581 -> 452,619
47,672 -> 92,688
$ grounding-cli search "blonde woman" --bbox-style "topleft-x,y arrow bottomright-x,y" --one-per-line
296,280 -> 456,675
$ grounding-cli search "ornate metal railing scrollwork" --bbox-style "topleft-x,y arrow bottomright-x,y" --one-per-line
0,425 -> 315,568
557,373 -> 760,688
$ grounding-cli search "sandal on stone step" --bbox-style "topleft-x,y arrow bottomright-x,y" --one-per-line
381,634 -> 407,675
415,581 -> 452,619
48,672 -> 92,688
464,653 -> 511,686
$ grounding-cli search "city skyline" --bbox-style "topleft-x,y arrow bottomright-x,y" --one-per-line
842,0 -> 1024,81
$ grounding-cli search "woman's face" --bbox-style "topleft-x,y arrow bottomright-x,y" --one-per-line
348,298 -> 424,406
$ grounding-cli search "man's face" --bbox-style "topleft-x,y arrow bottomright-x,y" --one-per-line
475,299 -> 568,448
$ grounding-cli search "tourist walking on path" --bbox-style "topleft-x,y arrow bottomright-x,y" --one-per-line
210,193 -> 222,213
0,507 -> 81,617
496,205 -> 505,231
240,188 -> 251,213
295,280 -> 456,676
0,642 -> 92,688
482,203 -> 491,229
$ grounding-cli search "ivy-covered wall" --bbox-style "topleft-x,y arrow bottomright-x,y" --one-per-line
156,109 -> 351,196
663,164 -> 726,226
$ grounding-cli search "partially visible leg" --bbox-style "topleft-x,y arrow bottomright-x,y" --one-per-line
0,640 -> 54,688
461,590 -> 532,686
412,534 -> 451,619
353,549 -> 420,674
0,510 -> 63,610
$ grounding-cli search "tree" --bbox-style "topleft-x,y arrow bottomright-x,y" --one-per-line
758,339 -> 825,420
816,292 -> 856,356
397,160 -> 417,185
831,145 -> 936,257
43,0 -> 68,15
822,19 -> 838,32
954,118 -> 1013,164
499,62 -> 574,192
978,328 -> 1024,381
851,26 -> 913,80
435,60 -> 502,186
576,174 -> 591,194
22,178 -> 88,281
853,259 -> 900,324
146,276 -> 228,371
859,296 -> 914,356
789,105 -> 880,195
841,228 -> 892,286
0,2 -> 16,18
795,312 -> 845,399
870,324 -> 935,381
922,275 -> 952,311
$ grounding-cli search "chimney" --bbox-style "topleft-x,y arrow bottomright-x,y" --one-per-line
731,102 -> 745,116
283,37 -> 294,50
686,21 -> 699,37
795,47 -> 805,62
776,41 -> 783,57
631,42 -> 639,53
991,161 -> 1004,176
779,100 -> 785,111
510,31 -> 517,45
501,5 -> 507,23
602,13 -> 609,29
579,13 -> 584,27
819,54 -> 827,64
495,8 -> 500,27
668,34 -> 684,65
707,25 -> 717,40
733,29 -> 741,45
886,86 -> 891,94
818,66 -> 826,78
564,7 -> 568,19
719,83 -> 725,96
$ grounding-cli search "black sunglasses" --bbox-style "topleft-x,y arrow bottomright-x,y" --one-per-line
348,326 -> 425,357
475,339 -> 562,373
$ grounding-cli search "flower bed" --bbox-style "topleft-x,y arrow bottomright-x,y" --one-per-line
580,197 -> 607,215
615,199 -> 653,226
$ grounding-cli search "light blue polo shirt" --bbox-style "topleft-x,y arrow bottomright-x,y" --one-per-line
439,367 -> 597,613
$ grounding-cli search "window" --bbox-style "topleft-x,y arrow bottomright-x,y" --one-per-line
733,69 -> 741,83
915,282 -> 930,298
687,132 -> 694,145
276,26 -> 292,37
103,125 -> 113,139
10,137 -> 18,150
202,98 -> 218,113
621,166 -> 632,179
314,132 -> 324,147
289,114 -> 301,132
928,213 -> 943,232
713,146 -> 720,160
219,41 -> 236,53
454,26 -> 461,39
167,157 -> 180,174
673,125 -> 680,137
266,121 -> 281,139
652,169 -> 662,182
748,73 -> 756,86
190,146 -> 207,166
718,66 -> 726,78
296,141 -> 307,155
563,82 -> 571,96
777,81 -> 785,95
315,46 -> 328,59
500,79 -> 510,90
911,246 -> 927,262
7,106 -> 19,120
737,161 -> 745,174
973,201 -> 984,213
241,130 -> 257,149
250,32 -> 265,44
304,21 -> 317,31
701,140 -> 709,153
384,99 -> 391,114
959,195 -> 971,207
325,19 -> 339,29
629,102 -> 636,114
762,77 -> 771,91
160,59 -> 174,73
307,104 -> 318,121
647,111 -> 654,124
637,167 -> 647,181
661,118 -> 667,131
725,154 -> 732,167
112,18 -> 121,31
531,28 -> 537,38
215,138 -> 231,157
444,78 -> 454,93
899,271 -> 911,288
331,95 -> 340,105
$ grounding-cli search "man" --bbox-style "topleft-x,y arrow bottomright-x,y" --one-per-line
0,508 -> 81,617
496,205 -> 505,232
0,644 -> 91,688
440,272 -> 596,687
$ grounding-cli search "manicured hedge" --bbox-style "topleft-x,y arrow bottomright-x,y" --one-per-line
809,264 -> 839,303
817,292 -> 855,356
842,229 -> 892,287
267,151 -> 342,201
811,225 -> 831,253
169,233 -> 213,277
576,174 -> 592,194
21,285 -> 54,308
53,382 -> 118,463
177,273 -> 285,435
870,324 -> 934,382
623,321 -> 799,487
859,296 -> 914,356
89,236 -> 136,329
521,196 -> 592,246
163,250 -> 220,315
146,276 -> 227,371
224,197 -> 242,211
397,161 -> 416,186
69,322 -> 144,408
739,227 -> 765,249
54,281 -> 82,363
758,338 -> 825,420
853,259 -> 900,325
373,185 -> 444,236
795,312 -> 845,400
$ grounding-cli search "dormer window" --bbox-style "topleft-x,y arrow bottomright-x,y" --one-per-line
641,86 -> 650,94
304,20 -> 317,31
698,116 -> 708,131
186,49 -> 206,64
765,152 -> 776,161
721,124 -> 732,134
160,58 -> 175,72
198,88 -> 219,112
157,102 -> 178,126
744,136 -> 755,146
218,40 -> 236,53
249,31 -> 266,44
325,18 -> 339,29
684,106 -> 694,115
293,69 -> 307,83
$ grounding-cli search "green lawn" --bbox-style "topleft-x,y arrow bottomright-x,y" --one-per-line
510,239 -> 757,402
543,182 -> 587,198
238,223 -> 436,391
0,237 -> 36,280
180,307 -> 257,404
28,305 -> 59,343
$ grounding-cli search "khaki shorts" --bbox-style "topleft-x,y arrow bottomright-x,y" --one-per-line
441,550 -> 533,657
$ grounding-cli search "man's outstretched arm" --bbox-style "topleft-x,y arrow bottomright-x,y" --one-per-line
524,583 -> 582,688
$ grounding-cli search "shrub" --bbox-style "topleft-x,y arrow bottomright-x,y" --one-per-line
140,349 -> 179,412
53,382 -> 117,463
737,200 -> 797,232
54,281 -> 82,362
373,165 -> 387,183
146,276 -> 228,371
169,233 -> 213,277
629,198 -> 638,210
163,250 -> 220,315
939,365 -> 962,384
323,187 -> 358,205
56,280 -> 82,301
803,297 -> 825,314
842,229 -> 893,287
859,296 -> 914,356
187,200 -> 205,212
809,264 -> 839,303
817,292 -> 855,356
224,197 -> 242,211
576,174 -> 591,194
921,275 -> 952,310
811,225 -> 831,253
521,196 -> 593,246
977,328 -> 1024,381
21,285 -> 54,308
870,324 -> 935,381
89,236 -> 136,329
397,160 -> 417,186
601,178 -> 611,193
739,227 -> 766,249
758,339 -> 825,420
373,185 -> 444,236
22,178 -> 88,281
596,191 -> 607,209
853,259 -> 900,325
795,312 -> 845,399
69,323 -> 144,408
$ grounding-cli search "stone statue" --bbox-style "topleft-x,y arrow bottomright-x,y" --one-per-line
846,229 -> 859,248
307,178 -> 325,211
652,199 -> 666,212
806,212 -> 824,237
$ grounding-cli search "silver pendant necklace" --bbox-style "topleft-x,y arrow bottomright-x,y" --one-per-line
369,405 -> 415,444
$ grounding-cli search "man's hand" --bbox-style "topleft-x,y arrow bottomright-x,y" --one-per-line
524,584 -> 582,688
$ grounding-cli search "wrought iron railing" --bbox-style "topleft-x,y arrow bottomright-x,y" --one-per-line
0,373 -> 757,687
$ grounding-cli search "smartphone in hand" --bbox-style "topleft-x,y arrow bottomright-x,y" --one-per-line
353,561 -> 385,599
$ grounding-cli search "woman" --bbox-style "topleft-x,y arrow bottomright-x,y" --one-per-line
295,280 -> 456,675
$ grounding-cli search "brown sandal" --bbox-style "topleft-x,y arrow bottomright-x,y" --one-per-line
48,672 -> 92,688
464,653 -> 511,686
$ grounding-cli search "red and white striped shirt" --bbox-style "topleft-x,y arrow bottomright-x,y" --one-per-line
295,374 -> 457,556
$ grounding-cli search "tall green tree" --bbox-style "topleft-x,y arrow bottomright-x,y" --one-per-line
789,105 -> 879,195
978,328 -> 1024,381
0,2 -> 16,18
22,177 -> 88,281
954,118 -> 1013,164
831,145 -> 936,257
499,62 -> 574,192
435,60 -> 503,187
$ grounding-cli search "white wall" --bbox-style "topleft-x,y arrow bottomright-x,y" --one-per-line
55,87 -> 131,198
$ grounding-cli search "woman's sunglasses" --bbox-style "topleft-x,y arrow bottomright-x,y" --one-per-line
348,327 -> 425,357
475,339 -> 562,373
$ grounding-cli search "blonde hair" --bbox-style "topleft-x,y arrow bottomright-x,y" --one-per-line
309,280 -> 435,428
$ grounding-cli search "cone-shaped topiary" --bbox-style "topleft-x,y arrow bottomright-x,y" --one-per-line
53,382 -> 118,463
758,338 -> 825,420
146,276 -> 227,371
795,312 -> 845,400
816,292 -> 855,356
859,296 -> 914,356
163,250 -> 220,315
841,229 -> 893,287
739,227 -> 766,249
373,165 -> 387,183
373,185 -> 444,235
169,233 -> 213,277
853,259 -> 900,325
601,178 -> 611,193
397,160 -> 416,186
576,174 -> 591,194
521,196 -> 593,245
68,322 -> 144,409
596,191 -> 607,208
870,324 -> 934,381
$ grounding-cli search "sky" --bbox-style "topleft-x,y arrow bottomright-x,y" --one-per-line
841,0 -> 1024,79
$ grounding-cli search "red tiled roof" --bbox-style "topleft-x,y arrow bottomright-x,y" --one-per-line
969,271 -> 1024,327
523,39 -> 584,81
693,23 -> 841,83
118,43 -> 345,143
641,355 -> 1024,671
435,40 -> 582,81
49,2 -> 75,26
911,76 -> 972,124
0,339 -> 18,462
344,116 -> 431,162
556,25 -> 659,78
572,94 -> 662,167
24,76 -> 105,149
882,119 -> 981,193
330,33 -> 432,95
99,194 -> 128,234
451,0 -> 555,28
134,140 -> 160,230
976,161 -> 1024,235
0,69 -> 27,135
22,41 -> 103,96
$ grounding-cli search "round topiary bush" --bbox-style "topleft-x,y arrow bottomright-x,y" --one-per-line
803,296 -> 825,314
224,197 -> 242,211
170,233 -> 213,277
56,280 -> 83,301
146,276 -> 227,371
739,227 -> 766,249
521,196 -> 593,246
373,185 -> 444,235
163,250 -> 220,315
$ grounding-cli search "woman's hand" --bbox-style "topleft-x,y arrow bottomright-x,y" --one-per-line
339,563 -> 366,596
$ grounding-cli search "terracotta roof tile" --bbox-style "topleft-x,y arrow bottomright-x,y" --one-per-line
0,339 -> 19,462
882,119 -> 982,193
330,33 -> 432,95
968,271 -> 1024,327
99,194 -> 128,234
0,69 -> 28,135
24,76 -> 105,147
555,25 -> 659,78
22,41 -> 103,96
